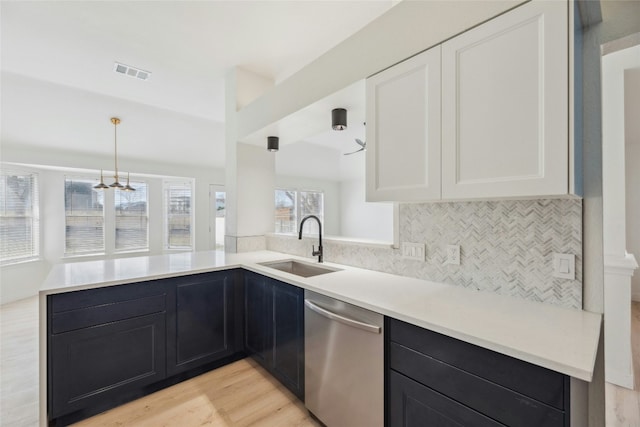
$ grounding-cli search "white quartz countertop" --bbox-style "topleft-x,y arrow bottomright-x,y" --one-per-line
41,250 -> 601,382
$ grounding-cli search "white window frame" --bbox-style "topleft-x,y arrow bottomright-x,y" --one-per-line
63,175 -> 150,258
163,179 -> 195,251
114,180 -> 149,254
0,168 -> 40,265
274,188 -> 324,235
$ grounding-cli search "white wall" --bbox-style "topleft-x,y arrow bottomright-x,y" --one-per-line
338,153 -> 393,241
625,68 -> 640,300
275,141 -> 341,180
340,178 -> 393,242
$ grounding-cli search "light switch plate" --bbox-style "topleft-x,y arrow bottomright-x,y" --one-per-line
401,242 -> 425,261
553,253 -> 575,280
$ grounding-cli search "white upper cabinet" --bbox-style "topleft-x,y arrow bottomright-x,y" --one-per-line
366,46 -> 442,202
441,0 -> 568,199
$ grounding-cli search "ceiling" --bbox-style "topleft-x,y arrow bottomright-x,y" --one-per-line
0,1 -> 395,169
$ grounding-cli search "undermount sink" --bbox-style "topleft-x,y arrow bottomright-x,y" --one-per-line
258,260 -> 341,278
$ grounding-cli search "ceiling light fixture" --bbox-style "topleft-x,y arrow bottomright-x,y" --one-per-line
267,136 -> 279,152
94,117 -> 135,191
113,62 -> 152,81
332,108 -> 347,131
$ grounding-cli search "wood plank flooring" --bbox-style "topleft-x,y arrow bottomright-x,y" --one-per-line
0,296 -> 39,427
72,358 -> 320,427
605,301 -> 640,426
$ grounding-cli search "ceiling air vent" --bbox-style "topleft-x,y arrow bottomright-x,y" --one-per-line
113,62 -> 151,81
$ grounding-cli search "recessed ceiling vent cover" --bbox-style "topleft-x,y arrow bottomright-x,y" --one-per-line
113,62 -> 151,81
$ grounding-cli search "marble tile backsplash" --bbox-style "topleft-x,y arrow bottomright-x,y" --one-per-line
267,199 -> 582,309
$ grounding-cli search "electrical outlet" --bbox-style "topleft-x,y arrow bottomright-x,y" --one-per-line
402,242 -> 425,261
445,245 -> 460,265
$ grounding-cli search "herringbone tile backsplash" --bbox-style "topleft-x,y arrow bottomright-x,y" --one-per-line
267,199 -> 582,309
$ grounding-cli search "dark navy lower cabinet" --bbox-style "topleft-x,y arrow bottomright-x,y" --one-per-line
47,270 -> 244,426
49,312 -> 167,419
389,370 -> 504,427
167,270 -> 240,375
243,271 -> 304,400
244,271 -> 271,366
48,279 -> 170,425
271,279 -> 304,399
386,318 -> 571,427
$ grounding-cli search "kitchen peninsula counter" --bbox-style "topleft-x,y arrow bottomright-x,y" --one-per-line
40,250 -> 601,384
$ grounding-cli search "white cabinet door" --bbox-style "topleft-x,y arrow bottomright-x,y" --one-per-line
441,1 -> 568,199
366,46 -> 441,202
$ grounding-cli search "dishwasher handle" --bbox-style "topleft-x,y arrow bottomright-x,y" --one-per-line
304,299 -> 381,334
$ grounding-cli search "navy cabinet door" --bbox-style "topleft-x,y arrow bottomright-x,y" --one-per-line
244,271 -> 271,367
271,279 -> 304,400
167,271 -> 235,375
49,312 -> 166,419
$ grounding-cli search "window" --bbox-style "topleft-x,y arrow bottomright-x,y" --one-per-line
0,170 -> 39,264
275,189 -> 323,234
275,189 -> 297,233
214,189 -> 225,250
64,177 -> 105,255
164,181 -> 193,249
115,182 -> 148,252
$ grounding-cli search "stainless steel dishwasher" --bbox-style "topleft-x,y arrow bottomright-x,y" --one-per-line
304,290 -> 383,427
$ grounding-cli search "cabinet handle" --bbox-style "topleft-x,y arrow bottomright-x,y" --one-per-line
304,299 -> 381,334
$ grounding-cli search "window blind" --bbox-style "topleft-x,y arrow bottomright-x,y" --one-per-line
64,177 -> 104,255
164,182 -> 192,249
0,170 -> 39,264
115,181 -> 148,252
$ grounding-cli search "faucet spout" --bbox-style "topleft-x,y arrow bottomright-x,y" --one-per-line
298,215 -> 323,263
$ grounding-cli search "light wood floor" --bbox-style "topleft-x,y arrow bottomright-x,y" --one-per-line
0,296 -> 39,427
0,296 -> 320,427
72,358 -> 321,427
605,301 -> 640,426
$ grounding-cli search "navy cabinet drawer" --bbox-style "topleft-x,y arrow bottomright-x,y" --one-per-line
50,280 -> 168,313
388,318 -> 566,410
390,343 -> 566,427
51,294 -> 166,334
389,370 -> 505,427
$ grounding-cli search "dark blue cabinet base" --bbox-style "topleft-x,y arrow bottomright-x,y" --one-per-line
243,271 -> 304,400
386,318 -> 571,427
47,270 -> 244,426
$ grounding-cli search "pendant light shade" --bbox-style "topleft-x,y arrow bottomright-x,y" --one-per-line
267,136 -> 279,152
122,172 -> 135,191
93,169 -> 109,190
332,108 -> 347,131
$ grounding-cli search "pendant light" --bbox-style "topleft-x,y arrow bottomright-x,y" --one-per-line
94,169 -> 109,190
332,108 -> 347,131
94,117 -> 135,191
122,172 -> 135,191
267,136 -> 279,152
108,117 -> 124,189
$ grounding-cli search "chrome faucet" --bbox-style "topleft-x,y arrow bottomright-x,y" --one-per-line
298,215 -> 323,263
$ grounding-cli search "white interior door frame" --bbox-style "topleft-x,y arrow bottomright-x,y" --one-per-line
602,35 -> 640,389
